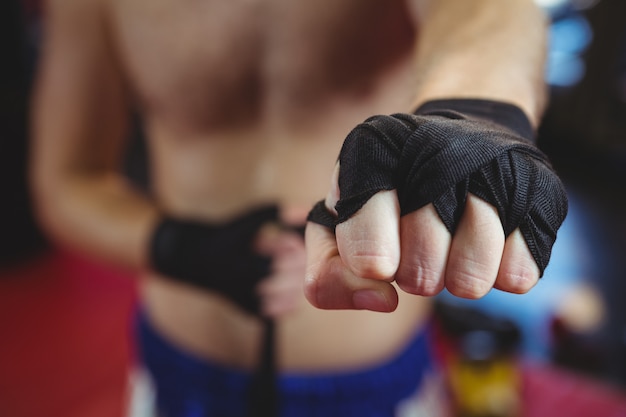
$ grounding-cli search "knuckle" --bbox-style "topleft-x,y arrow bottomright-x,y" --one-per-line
396,263 -> 444,296
350,254 -> 396,280
343,241 -> 397,279
499,265 -> 538,294
446,269 -> 493,299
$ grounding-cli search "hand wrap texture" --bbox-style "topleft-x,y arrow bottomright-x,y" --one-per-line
149,205 -> 278,314
308,99 -> 568,274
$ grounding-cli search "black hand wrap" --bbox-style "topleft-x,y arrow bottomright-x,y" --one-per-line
308,99 -> 568,275
149,205 -> 278,314
150,205 -> 287,417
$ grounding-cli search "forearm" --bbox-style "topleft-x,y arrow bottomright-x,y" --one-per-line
32,169 -> 160,270
410,0 -> 549,126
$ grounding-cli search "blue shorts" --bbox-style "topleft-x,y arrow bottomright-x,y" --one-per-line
136,311 -> 434,417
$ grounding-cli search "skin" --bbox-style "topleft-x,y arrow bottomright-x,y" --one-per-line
305,0 -> 548,311
31,0 -> 548,375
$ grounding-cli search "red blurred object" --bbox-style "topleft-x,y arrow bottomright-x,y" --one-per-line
523,363 -> 626,417
0,249 -> 137,417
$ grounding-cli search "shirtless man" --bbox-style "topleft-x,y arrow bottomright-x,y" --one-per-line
30,0 -> 566,416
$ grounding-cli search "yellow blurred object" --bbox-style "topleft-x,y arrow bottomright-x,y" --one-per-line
434,302 -> 524,417
448,355 -> 522,417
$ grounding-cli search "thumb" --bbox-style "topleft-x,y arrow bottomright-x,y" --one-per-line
304,220 -> 398,312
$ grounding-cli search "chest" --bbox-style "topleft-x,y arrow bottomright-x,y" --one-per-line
111,0 -> 416,131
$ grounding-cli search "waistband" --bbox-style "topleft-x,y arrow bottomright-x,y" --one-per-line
136,309 -> 433,416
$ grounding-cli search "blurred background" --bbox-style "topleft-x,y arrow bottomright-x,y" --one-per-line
0,0 -> 625,416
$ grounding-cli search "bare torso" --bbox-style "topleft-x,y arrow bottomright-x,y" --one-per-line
109,0 -> 432,371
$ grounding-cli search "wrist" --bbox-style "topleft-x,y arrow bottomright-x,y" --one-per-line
414,98 -> 535,142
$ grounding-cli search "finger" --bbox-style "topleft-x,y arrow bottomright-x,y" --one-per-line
279,204 -> 311,228
304,221 -> 398,312
257,241 -> 306,298
254,222 -> 303,256
494,229 -> 539,294
259,261 -> 306,317
336,190 -> 401,280
256,226 -> 307,316
261,294 -> 301,317
445,194 -> 505,299
396,204 -> 450,297
258,271 -> 304,317
258,269 -> 303,300
257,237 -> 306,298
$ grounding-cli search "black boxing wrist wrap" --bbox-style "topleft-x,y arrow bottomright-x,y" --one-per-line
149,205 -> 279,314
308,99 -> 568,275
